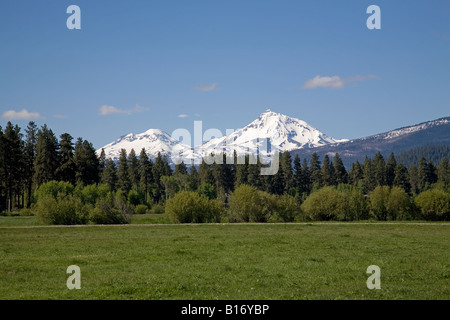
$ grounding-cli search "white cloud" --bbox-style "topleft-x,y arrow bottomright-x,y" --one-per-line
302,74 -> 379,89
178,114 -> 188,118
98,104 -> 149,116
193,82 -> 218,92
1,109 -> 43,121
302,75 -> 345,89
98,105 -> 127,116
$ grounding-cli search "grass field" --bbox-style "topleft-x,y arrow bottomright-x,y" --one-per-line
0,216 -> 449,300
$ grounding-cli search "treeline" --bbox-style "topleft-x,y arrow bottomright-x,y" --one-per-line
1,121 -> 450,222
395,145 -> 450,168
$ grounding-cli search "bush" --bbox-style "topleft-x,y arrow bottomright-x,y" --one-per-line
300,185 -> 367,221
274,194 -> 302,222
35,181 -> 74,201
415,189 -> 450,220
301,186 -> 344,221
18,208 -> 35,216
77,183 -> 110,205
135,204 -> 149,215
165,191 -> 223,223
128,189 -> 145,206
369,186 -> 390,220
89,197 -> 130,224
387,186 -> 414,220
229,185 -> 276,222
197,183 -> 217,200
35,194 -> 88,225
150,203 -> 165,214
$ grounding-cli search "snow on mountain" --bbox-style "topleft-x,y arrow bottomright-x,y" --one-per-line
99,129 -> 193,161
97,109 -> 346,162
201,109 -> 345,157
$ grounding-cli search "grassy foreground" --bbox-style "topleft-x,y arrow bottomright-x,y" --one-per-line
0,221 -> 449,300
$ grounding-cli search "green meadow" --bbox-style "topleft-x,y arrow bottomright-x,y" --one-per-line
0,217 -> 448,300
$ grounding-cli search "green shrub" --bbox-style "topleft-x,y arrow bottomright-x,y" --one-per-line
387,186 -> 414,220
18,208 -> 35,216
229,185 -> 276,222
35,194 -> 87,225
35,180 -> 74,201
301,186 -> 344,221
128,189 -> 145,206
150,203 -> 165,214
165,191 -> 223,223
77,183 -> 110,205
197,183 -> 217,200
89,197 -> 130,224
415,189 -> 450,220
135,204 -> 149,215
369,186 -> 390,220
274,194 -> 302,222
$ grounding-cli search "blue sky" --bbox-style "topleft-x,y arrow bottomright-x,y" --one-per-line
1,0 -> 449,149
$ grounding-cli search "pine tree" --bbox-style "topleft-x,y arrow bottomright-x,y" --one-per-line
293,154 -> 303,195
74,138 -> 100,186
247,154 -> 262,190
373,152 -> 386,186
437,157 -> 450,189
393,163 -> 410,193
199,158 -> 214,186
57,133 -> 76,184
188,165 -> 200,191
101,158 -> 117,191
152,152 -> 168,202
3,122 -> 24,211
386,153 -> 397,186
409,165 -> 419,194
309,153 -> 321,189
128,149 -> 140,190
417,157 -> 436,191
33,125 -> 59,187
280,151 -> 294,193
24,121 -> 37,208
234,154 -> 248,188
321,155 -> 334,186
138,148 -> 153,202
117,148 -> 131,193
266,158 -> 284,195
349,161 -> 363,187
362,156 -> 376,194
301,158 -> 311,194
99,148 -> 106,178
333,153 -> 348,185
174,161 -> 188,175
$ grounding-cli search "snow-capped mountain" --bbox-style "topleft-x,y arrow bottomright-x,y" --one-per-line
99,129 -> 193,161
201,109 -> 345,156
98,109 -> 344,162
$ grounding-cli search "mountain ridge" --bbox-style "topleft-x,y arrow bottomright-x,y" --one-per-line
98,109 -> 344,162
97,111 -> 450,167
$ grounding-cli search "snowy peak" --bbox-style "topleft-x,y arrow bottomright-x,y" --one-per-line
98,109 -> 345,161
100,128 -> 191,160
207,109 -> 343,152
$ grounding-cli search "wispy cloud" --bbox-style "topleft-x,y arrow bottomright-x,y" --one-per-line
302,74 -> 379,89
193,82 -> 219,92
178,114 -> 188,118
98,104 -> 149,116
1,109 -> 43,121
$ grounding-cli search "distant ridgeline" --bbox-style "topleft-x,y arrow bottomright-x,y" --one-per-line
291,117 -> 450,168
395,146 -> 450,168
